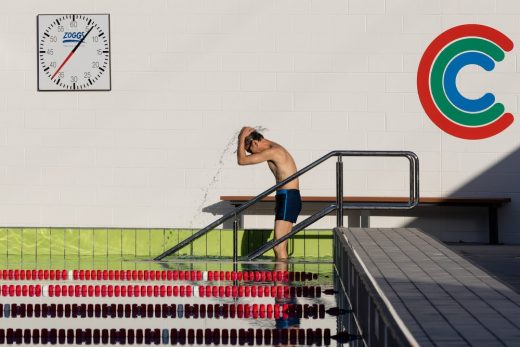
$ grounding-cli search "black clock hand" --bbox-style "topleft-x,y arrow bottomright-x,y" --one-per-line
51,26 -> 94,80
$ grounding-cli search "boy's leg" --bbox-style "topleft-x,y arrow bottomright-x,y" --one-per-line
273,220 -> 293,259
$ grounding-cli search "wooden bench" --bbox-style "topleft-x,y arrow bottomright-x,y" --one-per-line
220,196 -> 511,244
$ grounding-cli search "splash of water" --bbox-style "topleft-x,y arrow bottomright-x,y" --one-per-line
188,126 -> 268,228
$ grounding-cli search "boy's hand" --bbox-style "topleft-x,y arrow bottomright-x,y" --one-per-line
239,126 -> 255,140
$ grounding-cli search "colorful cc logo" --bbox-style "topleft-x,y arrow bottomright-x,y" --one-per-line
417,24 -> 514,139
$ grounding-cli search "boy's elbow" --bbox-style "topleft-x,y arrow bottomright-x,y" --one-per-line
238,157 -> 252,165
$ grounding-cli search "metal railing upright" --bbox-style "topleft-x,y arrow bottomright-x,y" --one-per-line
154,150 -> 419,261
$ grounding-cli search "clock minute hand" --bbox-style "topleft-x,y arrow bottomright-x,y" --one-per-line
51,26 -> 94,80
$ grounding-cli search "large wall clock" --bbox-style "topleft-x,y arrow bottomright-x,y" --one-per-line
37,14 -> 111,91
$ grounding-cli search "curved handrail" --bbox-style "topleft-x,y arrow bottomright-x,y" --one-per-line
154,150 -> 419,261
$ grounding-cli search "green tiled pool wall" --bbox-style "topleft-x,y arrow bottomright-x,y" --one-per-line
0,228 -> 333,260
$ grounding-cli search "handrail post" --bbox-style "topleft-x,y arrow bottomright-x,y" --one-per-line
154,150 -> 419,261
233,212 -> 239,263
336,155 -> 344,227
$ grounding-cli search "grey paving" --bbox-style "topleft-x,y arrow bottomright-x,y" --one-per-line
444,244 -> 520,295
337,227 -> 520,347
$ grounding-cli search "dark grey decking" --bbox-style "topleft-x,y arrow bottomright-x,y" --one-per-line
336,227 -> 520,347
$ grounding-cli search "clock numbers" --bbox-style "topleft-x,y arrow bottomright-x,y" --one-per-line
37,14 -> 111,91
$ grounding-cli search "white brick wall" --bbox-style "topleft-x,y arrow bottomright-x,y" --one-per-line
496,0 -> 520,14
0,1 -> 519,242
349,0 -> 385,14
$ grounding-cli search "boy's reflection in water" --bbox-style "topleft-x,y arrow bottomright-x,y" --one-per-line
274,261 -> 300,346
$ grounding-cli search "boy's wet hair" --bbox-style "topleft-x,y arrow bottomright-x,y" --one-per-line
245,131 -> 264,153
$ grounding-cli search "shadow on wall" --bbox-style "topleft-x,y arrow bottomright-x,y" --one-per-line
398,146 -> 520,244
203,146 -> 520,244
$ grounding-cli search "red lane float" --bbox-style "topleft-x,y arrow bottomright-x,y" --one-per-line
0,269 -> 317,282
0,284 -> 326,298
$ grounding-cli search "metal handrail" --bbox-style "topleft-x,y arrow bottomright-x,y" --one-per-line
247,204 -> 338,260
154,150 -> 419,261
247,151 -> 420,260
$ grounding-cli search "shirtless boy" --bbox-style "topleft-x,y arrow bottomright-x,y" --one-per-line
237,126 -> 301,260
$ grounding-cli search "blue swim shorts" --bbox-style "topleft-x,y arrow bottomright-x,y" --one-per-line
275,295 -> 300,328
275,189 -> 302,223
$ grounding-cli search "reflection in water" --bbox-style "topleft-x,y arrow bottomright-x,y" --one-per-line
0,258 -> 363,346
274,261 -> 300,347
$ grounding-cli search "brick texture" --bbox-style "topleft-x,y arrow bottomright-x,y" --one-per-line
0,1 -> 517,242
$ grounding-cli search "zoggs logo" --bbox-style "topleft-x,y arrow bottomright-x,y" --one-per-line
417,24 -> 514,140
62,31 -> 85,44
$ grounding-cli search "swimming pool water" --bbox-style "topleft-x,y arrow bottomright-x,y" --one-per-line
0,258 -> 362,346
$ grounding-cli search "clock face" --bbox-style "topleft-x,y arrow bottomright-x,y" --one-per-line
37,14 -> 111,91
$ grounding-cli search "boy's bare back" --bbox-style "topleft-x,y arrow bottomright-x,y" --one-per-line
265,142 -> 299,190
